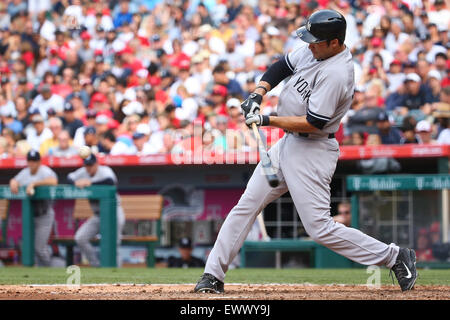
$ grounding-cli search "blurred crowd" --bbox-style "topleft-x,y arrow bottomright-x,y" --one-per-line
0,0 -> 449,159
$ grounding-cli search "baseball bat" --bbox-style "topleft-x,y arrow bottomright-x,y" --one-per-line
251,123 -> 279,188
257,213 -> 270,241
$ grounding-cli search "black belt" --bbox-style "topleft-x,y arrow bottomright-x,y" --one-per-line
285,130 -> 335,139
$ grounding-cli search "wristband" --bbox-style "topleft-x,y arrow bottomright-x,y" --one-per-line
256,86 -> 268,94
261,115 -> 270,126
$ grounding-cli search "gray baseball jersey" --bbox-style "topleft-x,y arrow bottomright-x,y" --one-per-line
67,165 -> 122,214
278,45 -> 355,134
13,165 -> 57,216
13,165 -> 57,266
68,165 -> 125,267
204,45 -> 400,282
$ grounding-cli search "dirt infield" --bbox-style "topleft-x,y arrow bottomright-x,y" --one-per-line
0,284 -> 449,300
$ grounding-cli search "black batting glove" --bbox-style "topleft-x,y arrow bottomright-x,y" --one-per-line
241,93 -> 263,117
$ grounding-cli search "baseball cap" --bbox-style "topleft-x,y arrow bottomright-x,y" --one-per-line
390,59 -> 402,66
216,114 -> 229,124
403,61 -> 416,69
226,98 -> 241,109
404,73 -> 421,83
266,26 -> 280,36
95,114 -> 109,125
72,91 -> 83,100
179,237 -> 192,249
178,59 -> 190,71
27,150 -> 41,161
415,120 -> 431,132
83,153 -> 97,166
47,108 -> 56,116
86,109 -> 97,118
80,31 -> 91,40
151,34 -> 161,42
132,132 -> 145,140
136,123 -> 151,135
64,102 -> 74,112
136,69 -> 149,78
212,85 -> 227,97
91,92 -> 108,103
0,108 -> 12,117
84,126 -> 97,135
428,69 -> 442,81
31,113 -> 45,123
377,111 -> 389,122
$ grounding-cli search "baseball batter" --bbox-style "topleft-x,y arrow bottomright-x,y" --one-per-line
9,150 -> 58,266
67,154 -> 125,267
195,10 -> 417,293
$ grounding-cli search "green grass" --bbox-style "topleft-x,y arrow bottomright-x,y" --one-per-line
0,267 -> 449,286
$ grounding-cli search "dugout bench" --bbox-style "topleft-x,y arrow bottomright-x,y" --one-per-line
240,239 -> 353,268
52,194 -> 163,267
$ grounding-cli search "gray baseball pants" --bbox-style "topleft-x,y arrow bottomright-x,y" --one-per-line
205,134 -> 399,282
75,207 -> 125,267
34,208 -> 55,267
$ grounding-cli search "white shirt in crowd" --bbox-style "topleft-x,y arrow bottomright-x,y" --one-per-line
437,128 -> 450,145
26,127 -> 53,151
30,94 -> 65,119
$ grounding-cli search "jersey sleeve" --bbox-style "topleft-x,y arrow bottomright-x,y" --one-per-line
67,168 -> 85,183
40,166 -> 58,181
92,166 -> 118,185
286,45 -> 308,73
13,169 -> 27,185
306,71 -> 344,130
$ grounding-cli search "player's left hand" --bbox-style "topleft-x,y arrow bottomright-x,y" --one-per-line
241,93 -> 262,117
245,113 -> 270,128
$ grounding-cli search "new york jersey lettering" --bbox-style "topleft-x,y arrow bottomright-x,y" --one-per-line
293,76 -> 312,103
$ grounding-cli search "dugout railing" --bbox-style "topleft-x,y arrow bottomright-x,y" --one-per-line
0,185 -> 118,267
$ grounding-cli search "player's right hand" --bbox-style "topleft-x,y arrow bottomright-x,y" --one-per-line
241,93 -> 263,117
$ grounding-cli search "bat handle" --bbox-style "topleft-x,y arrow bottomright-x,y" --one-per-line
251,123 -> 262,144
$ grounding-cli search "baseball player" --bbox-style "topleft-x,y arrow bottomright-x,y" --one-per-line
67,154 -> 125,267
9,150 -> 58,266
195,10 -> 417,293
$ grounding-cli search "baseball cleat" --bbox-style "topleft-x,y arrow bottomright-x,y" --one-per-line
390,248 -> 418,291
194,273 -> 224,293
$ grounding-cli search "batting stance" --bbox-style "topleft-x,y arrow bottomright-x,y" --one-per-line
9,150 -> 58,266
195,10 -> 417,293
67,154 -> 125,267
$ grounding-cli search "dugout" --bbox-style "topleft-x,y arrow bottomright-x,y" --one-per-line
0,145 -> 449,268
347,174 -> 450,268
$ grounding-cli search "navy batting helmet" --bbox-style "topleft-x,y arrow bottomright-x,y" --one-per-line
296,9 -> 346,44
